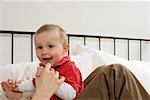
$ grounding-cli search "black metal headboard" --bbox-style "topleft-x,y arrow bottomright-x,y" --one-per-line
0,30 -> 150,64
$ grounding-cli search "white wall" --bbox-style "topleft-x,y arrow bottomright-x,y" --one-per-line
0,2 -> 2,28
0,1 -> 150,65
0,1 -> 150,38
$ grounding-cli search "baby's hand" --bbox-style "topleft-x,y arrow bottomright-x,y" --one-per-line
1,79 -> 22,92
1,81 -> 10,91
36,66 -> 44,77
1,79 -> 23,100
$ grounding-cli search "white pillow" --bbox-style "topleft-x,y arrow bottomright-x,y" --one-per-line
74,44 -> 108,70
70,53 -> 92,80
0,62 -> 38,82
73,44 -> 150,93
128,61 -> 150,93
102,50 -> 130,66
72,44 -> 131,69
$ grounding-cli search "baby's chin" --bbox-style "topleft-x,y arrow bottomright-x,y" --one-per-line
41,61 -> 54,67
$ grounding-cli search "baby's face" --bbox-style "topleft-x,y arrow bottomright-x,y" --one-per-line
34,30 -> 65,66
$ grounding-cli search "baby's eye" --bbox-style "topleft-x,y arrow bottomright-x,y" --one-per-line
48,44 -> 53,48
37,46 -> 42,49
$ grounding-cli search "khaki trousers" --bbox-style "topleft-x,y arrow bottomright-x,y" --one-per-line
78,64 -> 150,100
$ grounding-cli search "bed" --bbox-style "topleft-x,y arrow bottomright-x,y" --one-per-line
0,30 -> 150,99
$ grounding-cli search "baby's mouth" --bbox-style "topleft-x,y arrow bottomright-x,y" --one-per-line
42,58 -> 52,65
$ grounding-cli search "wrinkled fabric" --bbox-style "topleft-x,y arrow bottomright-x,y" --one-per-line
77,64 -> 150,100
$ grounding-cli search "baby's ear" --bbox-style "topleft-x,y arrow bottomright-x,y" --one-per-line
63,44 -> 69,53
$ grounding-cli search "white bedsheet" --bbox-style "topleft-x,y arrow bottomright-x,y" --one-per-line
127,61 -> 150,93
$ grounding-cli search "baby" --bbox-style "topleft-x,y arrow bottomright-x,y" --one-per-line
2,24 -> 84,100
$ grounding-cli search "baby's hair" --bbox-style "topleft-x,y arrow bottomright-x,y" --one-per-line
35,24 -> 68,45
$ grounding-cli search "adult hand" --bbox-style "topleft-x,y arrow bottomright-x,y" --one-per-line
32,63 -> 65,100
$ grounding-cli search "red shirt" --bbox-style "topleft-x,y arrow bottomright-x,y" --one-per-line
33,56 -> 84,100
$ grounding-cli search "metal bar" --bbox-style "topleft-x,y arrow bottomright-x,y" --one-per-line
11,33 -> 14,64
99,38 -> 101,50
67,34 -> 150,41
31,34 -> 33,61
84,36 -> 86,46
0,30 -> 149,41
127,40 -> 130,60
0,30 -> 34,35
114,39 -> 116,55
140,40 -> 142,61
67,35 -> 70,55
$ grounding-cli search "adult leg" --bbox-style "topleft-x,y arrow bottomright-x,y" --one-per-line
78,64 -> 150,100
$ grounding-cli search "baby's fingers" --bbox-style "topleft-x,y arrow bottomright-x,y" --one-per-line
36,67 -> 43,77
1,82 -> 9,91
7,79 -> 19,87
59,76 -> 65,84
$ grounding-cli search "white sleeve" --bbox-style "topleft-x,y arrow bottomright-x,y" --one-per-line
18,79 -> 35,92
55,82 -> 76,100
21,62 -> 38,81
